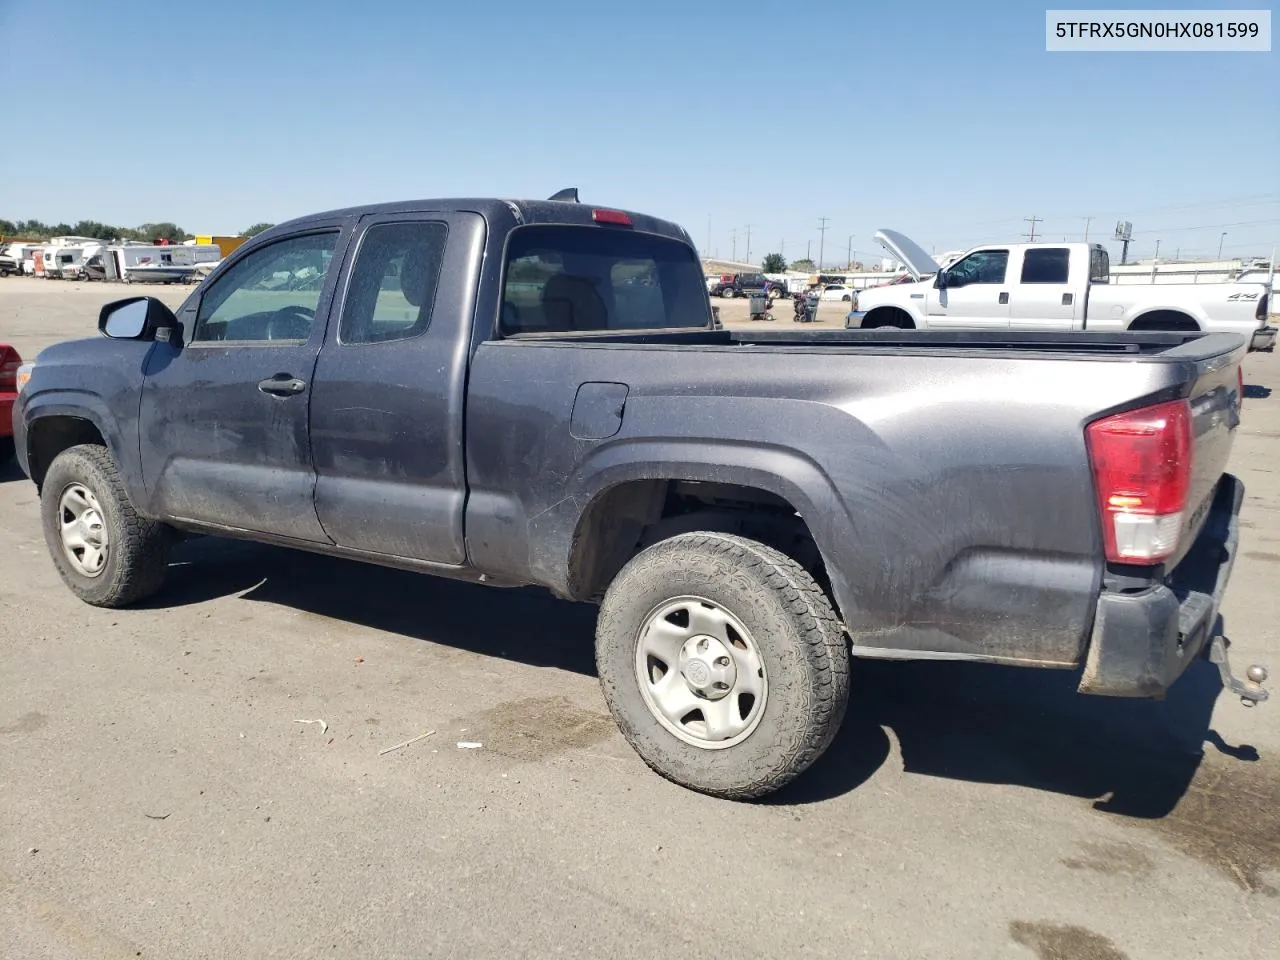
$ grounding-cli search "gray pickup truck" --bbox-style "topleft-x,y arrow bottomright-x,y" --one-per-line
11,193 -> 1269,799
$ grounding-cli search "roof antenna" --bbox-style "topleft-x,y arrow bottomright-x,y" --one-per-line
547,187 -> 579,202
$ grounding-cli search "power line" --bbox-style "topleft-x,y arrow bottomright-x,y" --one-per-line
1022,215 -> 1043,241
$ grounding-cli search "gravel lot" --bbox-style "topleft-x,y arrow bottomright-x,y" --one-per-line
2,277 -> 1278,960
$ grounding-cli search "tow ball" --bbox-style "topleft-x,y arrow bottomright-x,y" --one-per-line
1208,636 -> 1269,706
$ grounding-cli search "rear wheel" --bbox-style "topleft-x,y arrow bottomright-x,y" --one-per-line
722,287 -> 736,299
596,532 -> 849,799
40,444 -> 173,607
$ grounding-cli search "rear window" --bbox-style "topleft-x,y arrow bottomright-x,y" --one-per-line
501,226 -> 710,335
1020,248 -> 1070,284
1090,246 -> 1110,284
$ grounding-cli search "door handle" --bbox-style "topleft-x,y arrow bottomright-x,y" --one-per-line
998,292 -> 1009,305
1062,293 -> 1074,306
258,374 -> 307,397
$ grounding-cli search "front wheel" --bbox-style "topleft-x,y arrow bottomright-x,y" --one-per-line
596,532 -> 849,799
41,444 -> 173,607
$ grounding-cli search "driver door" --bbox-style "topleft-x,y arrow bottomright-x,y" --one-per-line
925,249 -> 1012,329
138,222 -> 353,541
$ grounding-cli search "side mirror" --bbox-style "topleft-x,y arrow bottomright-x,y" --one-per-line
98,297 -> 180,343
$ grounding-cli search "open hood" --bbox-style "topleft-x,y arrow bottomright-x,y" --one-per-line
874,229 -> 941,281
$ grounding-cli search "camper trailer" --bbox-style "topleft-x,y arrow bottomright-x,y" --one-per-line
102,242 -> 221,283
34,236 -> 105,279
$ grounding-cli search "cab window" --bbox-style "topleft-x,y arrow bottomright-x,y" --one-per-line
193,232 -> 339,343
340,221 -> 449,344
1020,248 -> 1070,284
946,249 -> 1009,286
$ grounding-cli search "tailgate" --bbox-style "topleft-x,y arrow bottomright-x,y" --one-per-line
1172,348 -> 1243,567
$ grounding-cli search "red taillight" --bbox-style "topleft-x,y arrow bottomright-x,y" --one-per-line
0,348 -> 19,392
1085,399 -> 1192,564
591,208 -> 632,226
1256,292 -> 1268,322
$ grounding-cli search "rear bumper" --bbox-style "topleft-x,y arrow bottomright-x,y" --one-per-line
1079,473 -> 1242,698
1250,325 -> 1276,352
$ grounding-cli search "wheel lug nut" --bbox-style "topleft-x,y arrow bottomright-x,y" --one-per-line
697,638 -> 708,652
713,681 -> 729,690
715,656 -> 730,667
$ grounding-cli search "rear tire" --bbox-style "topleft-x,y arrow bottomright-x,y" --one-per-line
596,532 -> 849,800
41,444 -> 173,608
0,435 -> 14,465
722,288 -> 736,299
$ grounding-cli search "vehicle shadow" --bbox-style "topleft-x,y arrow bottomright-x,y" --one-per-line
1244,384 -> 1271,400
156,537 -> 1249,816
151,536 -> 599,675
767,638 -> 1248,816
0,456 -> 24,483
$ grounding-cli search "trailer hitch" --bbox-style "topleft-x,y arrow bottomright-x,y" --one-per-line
1208,636 -> 1269,706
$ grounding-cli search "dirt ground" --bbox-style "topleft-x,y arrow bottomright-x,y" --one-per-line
2,276 -> 1278,960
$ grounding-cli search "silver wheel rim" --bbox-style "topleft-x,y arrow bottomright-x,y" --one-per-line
634,596 -> 768,749
58,483 -> 109,578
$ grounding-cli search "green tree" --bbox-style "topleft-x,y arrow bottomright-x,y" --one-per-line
0,219 -> 15,236
789,258 -> 816,272
135,222 -> 189,243
72,220 -> 118,241
241,222 -> 275,237
761,252 -> 787,273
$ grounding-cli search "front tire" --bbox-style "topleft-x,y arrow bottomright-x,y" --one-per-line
41,444 -> 173,607
596,532 -> 849,799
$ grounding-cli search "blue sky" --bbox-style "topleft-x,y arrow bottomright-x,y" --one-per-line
2,0 -> 1276,264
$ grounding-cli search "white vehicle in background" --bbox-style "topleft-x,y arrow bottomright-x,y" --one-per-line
849,229 -> 1275,351
818,283 -> 856,302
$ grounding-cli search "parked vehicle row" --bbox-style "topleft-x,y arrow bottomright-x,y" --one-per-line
0,343 -> 21,465
11,192 -> 1268,801
850,230 -> 1276,350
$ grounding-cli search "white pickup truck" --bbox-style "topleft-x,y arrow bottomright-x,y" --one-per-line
848,230 -> 1276,351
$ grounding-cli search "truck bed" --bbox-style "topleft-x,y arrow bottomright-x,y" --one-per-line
468,326 -> 1244,669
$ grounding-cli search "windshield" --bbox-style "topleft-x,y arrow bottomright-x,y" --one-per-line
501,226 -> 710,334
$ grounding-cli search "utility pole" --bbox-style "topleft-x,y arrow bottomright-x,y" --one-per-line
745,224 -> 753,264
847,234 -> 853,268
806,240 -> 811,262
817,217 -> 830,270
731,228 -> 737,262
1083,216 -> 1093,242
1218,232 -> 1227,259
1022,215 -> 1043,242
1154,239 -> 1161,259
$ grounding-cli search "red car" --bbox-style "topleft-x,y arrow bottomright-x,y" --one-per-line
0,344 -> 21,464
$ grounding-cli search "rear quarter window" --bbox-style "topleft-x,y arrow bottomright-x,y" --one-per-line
501,226 -> 710,335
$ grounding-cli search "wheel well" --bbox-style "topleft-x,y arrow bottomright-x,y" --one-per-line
27,416 -> 106,487
861,306 -> 915,329
1127,310 -> 1199,332
568,479 -> 831,605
